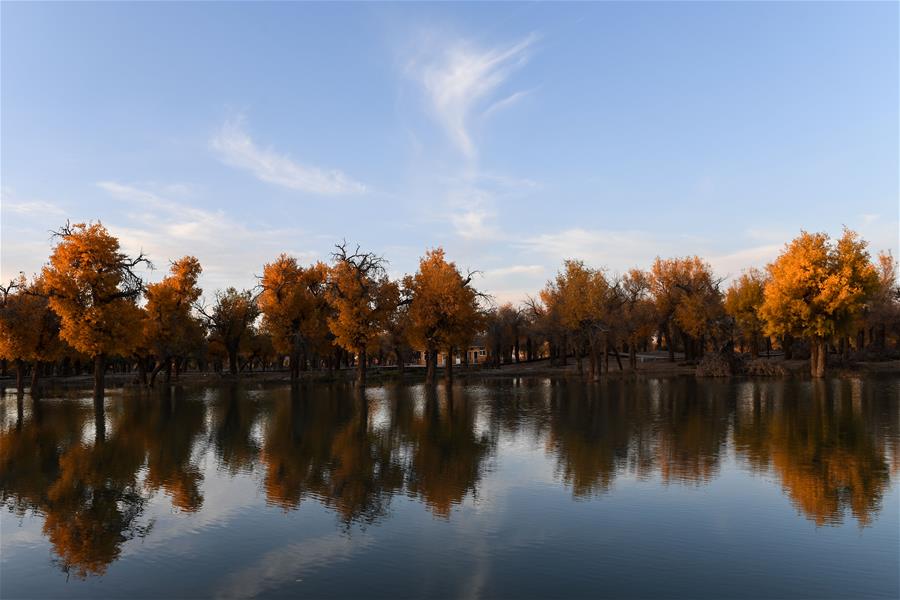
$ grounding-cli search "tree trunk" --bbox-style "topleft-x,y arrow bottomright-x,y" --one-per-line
395,346 -> 405,377
30,361 -> 40,391
445,346 -> 454,385
560,334 -> 568,366
810,337 -> 826,378
602,335 -> 610,374
93,354 -> 106,401
228,346 -> 239,375
137,357 -> 148,387
783,335 -> 793,360
588,345 -> 596,381
357,349 -> 367,385
425,347 -> 436,385
15,359 -> 24,394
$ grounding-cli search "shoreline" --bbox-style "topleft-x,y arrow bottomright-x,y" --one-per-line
3,358 -> 898,395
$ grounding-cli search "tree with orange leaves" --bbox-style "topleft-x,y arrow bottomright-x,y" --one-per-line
42,222 -> 148,399
761,229 -> 879,377
862,251 -> 900,351
724,268 -> 768,358
326,242 -> 394,385
143,256 -> 204,386
620,268 -> 656,370
0,275 -> 67,393
649,256 -> 723,362
406,248 -> 483,385
199,287 -> 260,376
259,255 -> 330,380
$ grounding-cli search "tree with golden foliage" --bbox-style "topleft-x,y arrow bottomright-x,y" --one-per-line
620,268 -> 656,370
406,248 -> 483,385
761,229 -> 879,377
380,281 -> 412,374
545,260 -> 621,380
0,275 -> 67,393
529,281 -> 567,366
649,256 -> 723,362
41,222 -> 148,398
199,287 -> 260,376
143,256 -> 204,385
258,255 -> 330,380
724,268 -> 768,358
863,251 -> 900,351
326,242 -> 394,385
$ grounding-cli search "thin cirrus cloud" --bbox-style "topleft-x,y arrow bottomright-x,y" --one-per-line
412,32 -> 538,159
96,180 -> 314,293
210,119 -> 367,196
0,188 -> 65,217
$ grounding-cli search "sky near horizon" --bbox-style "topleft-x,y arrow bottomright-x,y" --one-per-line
2,2 -> 898,304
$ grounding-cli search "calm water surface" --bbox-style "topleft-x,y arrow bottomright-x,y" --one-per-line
1,376 -> 898,599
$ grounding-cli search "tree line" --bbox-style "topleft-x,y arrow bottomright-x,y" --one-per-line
1,222 -> 898,398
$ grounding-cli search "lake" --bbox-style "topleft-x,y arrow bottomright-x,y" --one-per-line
1,376 -> 898,599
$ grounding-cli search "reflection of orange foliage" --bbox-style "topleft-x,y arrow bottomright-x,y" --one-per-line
260,389 -> 402,523
43,437 -> 147,579
655,394 -> 726,485
734,384 -> 892,527
401,391 -> 490,517
773,448 -> 883,527
2,394 -> 208,579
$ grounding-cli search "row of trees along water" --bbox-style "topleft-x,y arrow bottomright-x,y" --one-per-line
1,222 -> 898,398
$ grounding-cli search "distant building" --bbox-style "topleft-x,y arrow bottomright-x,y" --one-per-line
412,339 -> 488,366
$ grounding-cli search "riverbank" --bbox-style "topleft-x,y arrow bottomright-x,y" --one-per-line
3,356 -> 898,394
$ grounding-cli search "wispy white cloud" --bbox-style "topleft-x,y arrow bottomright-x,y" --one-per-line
707,243 -> 782,280
210,118 -> 366,195
520,227 -> 684,273
410,33 -> 538,158
2,200 -> 65,217
97,181 -> 316,293
0,187 -> 65,217
444,185 -> 500,240
482,89 -> 534,121
484,264 -> 544,278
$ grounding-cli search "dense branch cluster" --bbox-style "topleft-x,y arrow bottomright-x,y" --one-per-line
1,222 -> 897,397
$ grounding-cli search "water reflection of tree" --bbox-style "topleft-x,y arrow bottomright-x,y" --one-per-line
546,382 -> 658,497
118,390 -> 207,512
734,380 -> 893,526
393,386 -> 493,517
546,376 -> 893,525
42,419 -> 151,579
261,385 -> 403,524
654,379 -> 730,485
0,390 -> 208,578
1,400 -> 87,517
545,379 -> 775,495
209,385 -> 261,474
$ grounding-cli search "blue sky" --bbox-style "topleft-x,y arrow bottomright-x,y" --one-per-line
2,2 -> 897,303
